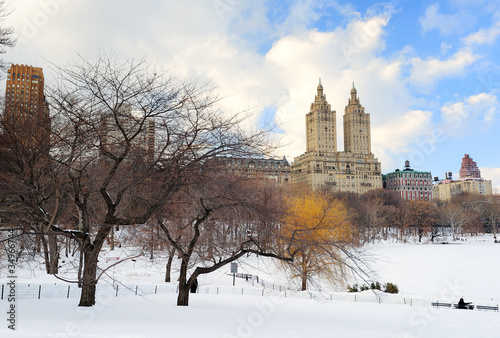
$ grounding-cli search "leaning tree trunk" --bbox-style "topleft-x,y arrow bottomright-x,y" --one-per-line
165,252 -> 174,283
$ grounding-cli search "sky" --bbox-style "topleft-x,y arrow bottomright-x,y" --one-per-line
2,0 -> 500,191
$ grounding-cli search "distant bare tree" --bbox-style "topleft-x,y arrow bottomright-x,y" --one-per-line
406,201 -> 440,242
440,202 -> 472,240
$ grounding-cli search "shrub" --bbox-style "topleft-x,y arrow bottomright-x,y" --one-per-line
384,282 -> 399,294
360,284 -> 369,291
370,282 -> 381,290
347,284 -> 359,293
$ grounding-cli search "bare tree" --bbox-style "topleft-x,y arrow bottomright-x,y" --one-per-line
0,106 -> 66,274
157,169 -> 289,306
440,202 -> 472,240
0,0 -> 16,71
406,200 -> 440,242
47,55 -> 276,307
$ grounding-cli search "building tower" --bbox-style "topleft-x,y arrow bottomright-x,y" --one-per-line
343,83 -> 371,154
459,154 -> 481,179
4,64 -> 50,149
291,81 -> 382,192
306,79 -> 337,153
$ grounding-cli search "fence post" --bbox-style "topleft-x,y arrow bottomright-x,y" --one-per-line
1,284 -> 3,300
38,285 -> 42,299
410,298 -> 412,307
242,288 -> 244,295
116,285 -> 119,297
354,294 -> 356,302
67,285 -> 71,299
217,287 -> 219,295
262,289 -> 264,297
135,286 -> 138,296
155,286 -> 157,294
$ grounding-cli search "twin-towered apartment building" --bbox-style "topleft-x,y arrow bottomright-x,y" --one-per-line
2,64 -> 493,201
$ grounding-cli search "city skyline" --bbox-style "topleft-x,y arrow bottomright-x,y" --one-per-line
3,0 -> 500,191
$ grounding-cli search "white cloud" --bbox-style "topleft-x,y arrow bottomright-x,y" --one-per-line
440,93 -> 498,136
419,4 -> 462,36
463,19 -> 500,46
4,0 -> 496,179
409,50 -> 477,87
480,167 -> 500,194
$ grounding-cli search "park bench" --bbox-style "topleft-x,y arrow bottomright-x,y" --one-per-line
453,303 -> 474,310
431,302 -> 452,308
476,305 -> 499,311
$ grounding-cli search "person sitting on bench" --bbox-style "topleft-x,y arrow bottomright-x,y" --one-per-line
458,297 -> 471,309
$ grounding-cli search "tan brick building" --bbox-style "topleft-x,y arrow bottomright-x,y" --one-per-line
3,64 -> 50,149
433,177 -> 493,201
291,81 -> 382,192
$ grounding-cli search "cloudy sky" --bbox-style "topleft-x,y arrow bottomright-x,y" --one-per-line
3,0 -> 500,191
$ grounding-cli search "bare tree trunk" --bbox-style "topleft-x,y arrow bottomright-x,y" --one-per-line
177,258 -> 190,306
301,273 -> 307,291
41,235 -> 50,273
78,227 -> 111,307
36,234 -> 41,253
165,250 -> 175,282
48,234 -> 59,274
79,247 -> 99,306
110,227 -> 115,251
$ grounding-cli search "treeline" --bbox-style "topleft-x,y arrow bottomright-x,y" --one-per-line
329,188 -> 500,244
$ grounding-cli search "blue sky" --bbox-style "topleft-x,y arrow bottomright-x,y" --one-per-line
4,0 -> 500,191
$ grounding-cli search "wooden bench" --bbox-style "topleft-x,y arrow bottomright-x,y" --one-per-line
453,304 -> 474,310
431,302 -> 452,308
476,305 -> 499,311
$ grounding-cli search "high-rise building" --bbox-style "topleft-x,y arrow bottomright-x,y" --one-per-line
382,160 -> 433,201
100,103 -> 155,161
291,81 -> 382,192
3,64 -> 50,149
459,154 -> 481,179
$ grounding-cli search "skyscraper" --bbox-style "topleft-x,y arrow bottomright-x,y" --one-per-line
459,154 -> 481,179
3,64 -> 50,149
291,81 -> 382,192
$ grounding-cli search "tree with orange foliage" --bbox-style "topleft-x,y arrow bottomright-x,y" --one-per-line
281,189 -> 358,291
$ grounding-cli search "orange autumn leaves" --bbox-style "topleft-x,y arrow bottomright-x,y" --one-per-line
280,189 -> 356,290
282,190 -> 355,246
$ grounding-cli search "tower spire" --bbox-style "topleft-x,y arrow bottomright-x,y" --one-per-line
317,78 -> 323,97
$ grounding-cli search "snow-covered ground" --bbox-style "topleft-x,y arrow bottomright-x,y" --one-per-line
1,234 -> 500,337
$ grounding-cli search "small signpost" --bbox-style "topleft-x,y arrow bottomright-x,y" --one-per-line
231,263 -> 238,286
